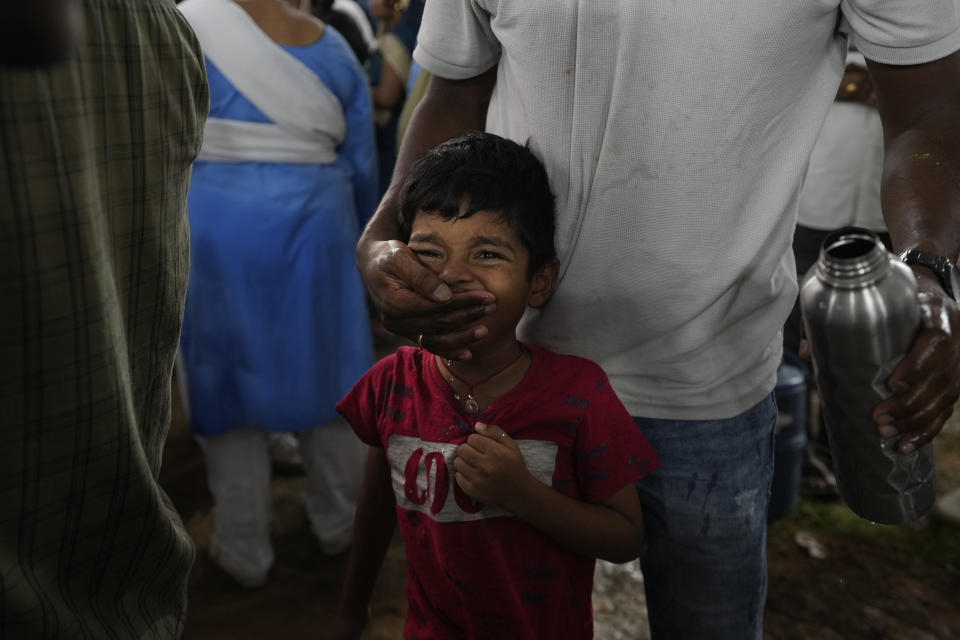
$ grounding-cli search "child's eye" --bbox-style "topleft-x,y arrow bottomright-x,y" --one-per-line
477,250 -> 504,261
412,248 -> 442,261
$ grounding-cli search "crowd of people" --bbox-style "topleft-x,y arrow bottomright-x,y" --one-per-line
2,1 -> 959,639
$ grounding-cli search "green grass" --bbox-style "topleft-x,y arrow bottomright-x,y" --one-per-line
773,497 -> 960,572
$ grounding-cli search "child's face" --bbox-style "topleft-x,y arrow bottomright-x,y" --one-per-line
408,209 -> 556,355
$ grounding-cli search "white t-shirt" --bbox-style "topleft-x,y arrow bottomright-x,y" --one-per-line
797,53 -> 886,232
414,1 -> 960,420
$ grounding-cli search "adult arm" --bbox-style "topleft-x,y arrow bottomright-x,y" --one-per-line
866,51 -> 960,453
0,0 -> 78,66
453,423 -> 645,564
355,68 -> 498,360
330,448 -> 397,640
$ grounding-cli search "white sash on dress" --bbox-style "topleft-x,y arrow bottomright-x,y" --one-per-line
179,0 -> 346,164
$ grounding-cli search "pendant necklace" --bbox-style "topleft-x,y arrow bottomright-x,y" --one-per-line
441,347 -> 526,414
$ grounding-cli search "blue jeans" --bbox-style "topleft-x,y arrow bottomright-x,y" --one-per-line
634,393 -> 777,640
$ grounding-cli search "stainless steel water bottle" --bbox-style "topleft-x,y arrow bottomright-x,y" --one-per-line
799,227 -> 936,524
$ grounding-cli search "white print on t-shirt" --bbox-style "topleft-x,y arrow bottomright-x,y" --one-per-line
386,434 -> 559,523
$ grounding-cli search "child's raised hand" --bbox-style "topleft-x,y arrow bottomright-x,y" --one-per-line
453,422 -> 533,513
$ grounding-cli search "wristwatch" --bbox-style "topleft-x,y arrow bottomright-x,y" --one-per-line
899,249 -> 960,301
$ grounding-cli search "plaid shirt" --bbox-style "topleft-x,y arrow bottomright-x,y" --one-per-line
0,0 -> 207,637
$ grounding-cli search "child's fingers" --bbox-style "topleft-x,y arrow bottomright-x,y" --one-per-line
466,426 -> 511,453
473,422 -> 515,447
454,471 -> 478,497
452,459 -> 484,495
455,444 -> 483,467
465,432 -> 494,454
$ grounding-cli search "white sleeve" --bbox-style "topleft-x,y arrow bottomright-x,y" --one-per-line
840,0 -> 960,64
413,0 -> 500,80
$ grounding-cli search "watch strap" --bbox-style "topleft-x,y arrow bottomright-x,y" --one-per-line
899,249 -> 958,301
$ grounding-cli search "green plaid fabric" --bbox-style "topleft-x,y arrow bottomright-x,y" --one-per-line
0,0 -> 208,637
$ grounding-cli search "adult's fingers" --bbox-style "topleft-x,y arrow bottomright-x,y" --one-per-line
412,325 -> 489,361
386,292 -> 496,332
873,378 -> 955,452
884,328 -> 951,394
874,362 -> 953,423
359,240 -> 497,358
365,241 -> 494,313
893,405 -> 954,454
363,240 -> 452,312
872,289 -> 960,451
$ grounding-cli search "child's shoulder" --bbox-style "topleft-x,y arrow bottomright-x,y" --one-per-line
528,343 -> 607,381
525,343 -> 617,404
369,346 -> 428,372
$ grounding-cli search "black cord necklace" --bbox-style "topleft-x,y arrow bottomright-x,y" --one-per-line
439,347 -> 526,414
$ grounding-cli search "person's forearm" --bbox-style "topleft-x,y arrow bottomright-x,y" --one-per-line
358,68 -> 497,248
861,55 -> 960,450
879,110 -> 960,261
336,449 -> 397,620
870,55 -> 960,261
508,480 -> 644,564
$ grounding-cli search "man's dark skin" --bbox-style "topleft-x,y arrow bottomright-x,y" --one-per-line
356,55 -> 960,455
865,55 -> 960,452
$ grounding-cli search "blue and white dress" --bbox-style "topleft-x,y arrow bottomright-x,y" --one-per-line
180,25 -> 377,436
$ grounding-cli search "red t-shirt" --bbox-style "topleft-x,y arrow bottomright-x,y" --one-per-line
336,344 -> 659,639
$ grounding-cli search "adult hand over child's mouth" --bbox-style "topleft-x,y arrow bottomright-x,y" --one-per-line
358,237 -> 496,360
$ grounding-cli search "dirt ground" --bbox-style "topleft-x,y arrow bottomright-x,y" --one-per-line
161,383 -> 960,639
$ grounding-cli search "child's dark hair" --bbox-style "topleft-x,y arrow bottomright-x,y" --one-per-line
399,132 -> 557,277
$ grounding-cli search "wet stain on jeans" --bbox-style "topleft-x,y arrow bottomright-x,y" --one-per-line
734,488 -> 759,522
